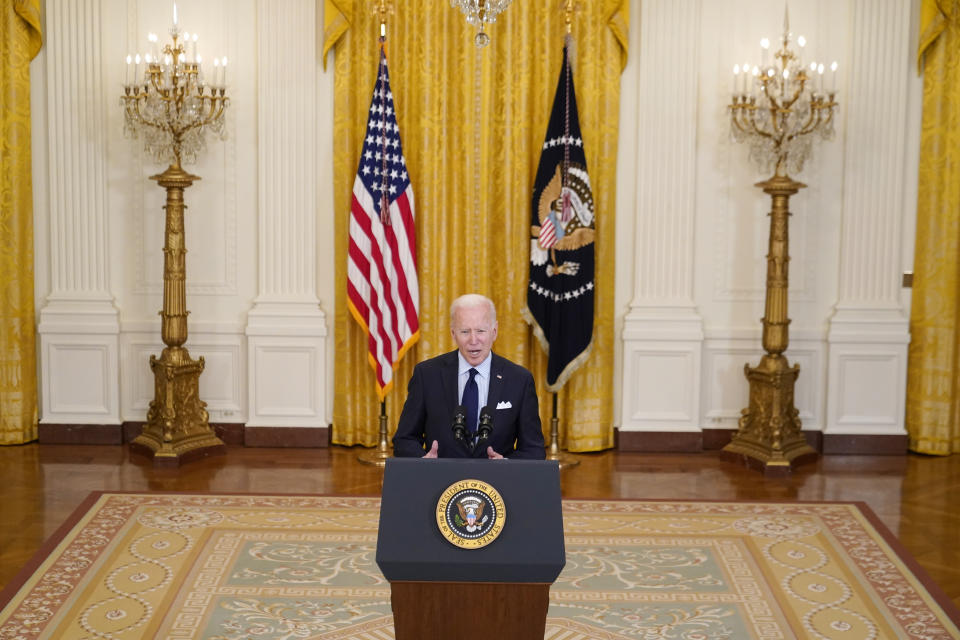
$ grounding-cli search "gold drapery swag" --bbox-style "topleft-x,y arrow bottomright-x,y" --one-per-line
906,0 -> 960,455
0,0 -> 42,445
324,0 -> 627,451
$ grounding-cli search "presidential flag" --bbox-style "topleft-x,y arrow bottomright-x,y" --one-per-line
523,39 -> 595,392
346,45 -> 419,400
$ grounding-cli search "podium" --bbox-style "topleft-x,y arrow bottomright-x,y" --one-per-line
377,458 -> 565,639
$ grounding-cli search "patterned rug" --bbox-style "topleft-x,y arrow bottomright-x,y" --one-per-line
1,493 -> 958,639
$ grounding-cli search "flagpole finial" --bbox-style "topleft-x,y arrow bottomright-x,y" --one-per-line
374,0 -> 392,39
563,0 -> 576,35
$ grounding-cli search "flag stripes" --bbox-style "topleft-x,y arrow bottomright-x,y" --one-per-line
346,46 -> 419,399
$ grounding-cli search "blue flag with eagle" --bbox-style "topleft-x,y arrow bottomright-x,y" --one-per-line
523,38 -> 595,392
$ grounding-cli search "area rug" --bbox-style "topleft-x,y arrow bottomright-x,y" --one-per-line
1,494 -> 958,639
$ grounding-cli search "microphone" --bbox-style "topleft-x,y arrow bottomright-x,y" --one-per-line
474,405 -> 493,453
451,405 -> 469,450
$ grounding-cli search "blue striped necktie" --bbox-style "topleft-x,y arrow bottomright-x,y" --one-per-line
464,368 -> 479,434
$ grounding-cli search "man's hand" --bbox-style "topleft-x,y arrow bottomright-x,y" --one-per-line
422,440 -> 439,458
486,446 -> 504,459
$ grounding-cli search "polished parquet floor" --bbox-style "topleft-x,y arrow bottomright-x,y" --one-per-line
1,443 -> 958,610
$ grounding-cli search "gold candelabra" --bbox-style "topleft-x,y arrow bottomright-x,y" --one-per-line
122,7 -> 229,466
722,10 -> 838,475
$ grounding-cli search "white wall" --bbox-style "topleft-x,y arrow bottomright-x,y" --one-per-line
31,0 -> 921,443
617,0 -> 920,441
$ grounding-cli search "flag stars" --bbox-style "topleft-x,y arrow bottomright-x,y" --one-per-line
530,281 -> 594,302
542,136 -> 584,150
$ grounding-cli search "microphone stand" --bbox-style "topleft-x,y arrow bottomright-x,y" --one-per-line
452,406 -> 471,453
473,407 -> 493,455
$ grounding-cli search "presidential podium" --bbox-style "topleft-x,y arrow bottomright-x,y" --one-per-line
376,458 -> 565,639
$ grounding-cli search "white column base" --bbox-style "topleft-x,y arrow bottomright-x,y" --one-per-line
826,307 -> 909,436
38,297 -> 121,424
620,306 -> 704,432
245,302 -> 328,428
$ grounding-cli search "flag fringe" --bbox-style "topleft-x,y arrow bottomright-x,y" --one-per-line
521,306 -> 551,356
545,338 -> 592,393
521,306 -> 591,392
347,298 -> 420,402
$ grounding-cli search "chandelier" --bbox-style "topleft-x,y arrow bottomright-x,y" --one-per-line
120,3 -> 229,166
451,0 -> 513,48
728,10 -> 838,177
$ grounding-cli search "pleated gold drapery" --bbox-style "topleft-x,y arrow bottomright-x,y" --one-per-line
906,0 -> 960,455
0,0 -> 42,445
324,0 -> 627,451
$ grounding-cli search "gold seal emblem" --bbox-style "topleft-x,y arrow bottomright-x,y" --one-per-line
435,479 -> 506,549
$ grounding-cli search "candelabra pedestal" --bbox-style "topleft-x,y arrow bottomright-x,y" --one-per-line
130,164 -> 225,467
721,175 -> 817,476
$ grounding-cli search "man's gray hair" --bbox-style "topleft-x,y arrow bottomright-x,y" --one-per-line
449,294 -> 497,326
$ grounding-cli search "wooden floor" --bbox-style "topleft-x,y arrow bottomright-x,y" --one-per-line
1,443 -> 959,610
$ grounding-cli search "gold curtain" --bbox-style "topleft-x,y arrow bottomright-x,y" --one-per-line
0,0 -> 42,445
325,0 -> 627,451
906,0 -> 960,455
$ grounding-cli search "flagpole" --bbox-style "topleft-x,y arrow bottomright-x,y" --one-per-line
358,400 -> 393,466
537,1 -> 582,470
357,1 -> 396,469
545,391 -> 579,468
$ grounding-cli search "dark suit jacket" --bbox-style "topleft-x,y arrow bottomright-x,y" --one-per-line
392,350 -> 545,459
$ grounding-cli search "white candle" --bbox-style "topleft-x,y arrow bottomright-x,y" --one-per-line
213,58 -> 220,86
191,34 -> 198,63
134,53 -> 141,84
732,64 -> 740,94
817,63 -> 824,93
149,33 -> 158,62
221,57 -> 228,87
125,54 -> 132,85
173,1 -> 178,27
760,38 -> 770,67
830,61 -> 838,93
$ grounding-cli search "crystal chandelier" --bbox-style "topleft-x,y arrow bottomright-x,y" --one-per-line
451,0 -> 513,48
728,10 -> 838,177
120,3 -> 229,166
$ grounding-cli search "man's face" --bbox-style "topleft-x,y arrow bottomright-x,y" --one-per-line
451,303 -> 498,366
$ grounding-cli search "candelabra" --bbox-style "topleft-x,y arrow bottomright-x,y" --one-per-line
451,0 -> 513,47
722,11 -> 838,475
121,6 -> 229,466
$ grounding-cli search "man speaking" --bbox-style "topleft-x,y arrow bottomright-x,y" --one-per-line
392,294 -> 546,459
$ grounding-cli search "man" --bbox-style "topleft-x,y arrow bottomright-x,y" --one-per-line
392,294 -> 545,459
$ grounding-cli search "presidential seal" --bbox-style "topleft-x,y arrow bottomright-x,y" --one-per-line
435,479 -> 506,549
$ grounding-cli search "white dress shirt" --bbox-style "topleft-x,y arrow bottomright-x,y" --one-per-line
457,351 -> 492,427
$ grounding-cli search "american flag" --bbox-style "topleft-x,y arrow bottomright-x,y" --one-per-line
346,46 -> 419,400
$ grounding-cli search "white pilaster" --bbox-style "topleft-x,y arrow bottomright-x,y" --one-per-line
620,0 -> 704,433
826,0 -> 912,437
245,0 -> 328,428
37,0 -> 121,425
